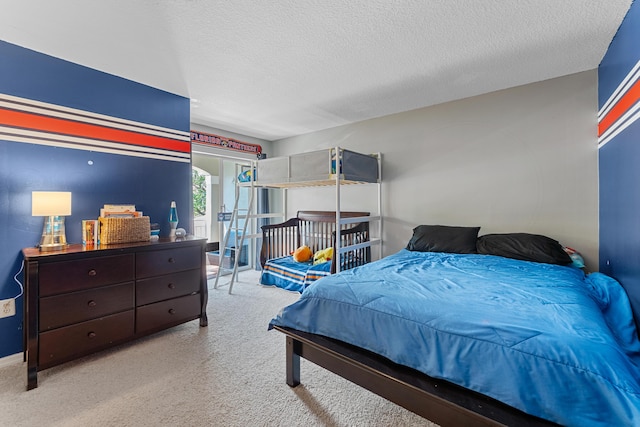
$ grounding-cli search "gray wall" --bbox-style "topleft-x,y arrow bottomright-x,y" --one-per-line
271,70 -> 599,270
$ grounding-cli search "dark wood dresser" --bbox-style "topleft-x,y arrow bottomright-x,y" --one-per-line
22,237 -> 208,390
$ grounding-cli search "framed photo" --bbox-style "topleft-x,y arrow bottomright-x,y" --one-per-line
82,219 -> 99,246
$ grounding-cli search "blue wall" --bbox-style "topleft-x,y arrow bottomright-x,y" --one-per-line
0,41 -> 192,358
598,1 -> 640,324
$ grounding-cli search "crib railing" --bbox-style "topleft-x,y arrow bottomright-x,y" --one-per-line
260,211 -> 370,273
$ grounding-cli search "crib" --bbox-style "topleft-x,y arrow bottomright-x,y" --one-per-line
259,210 -> 370,291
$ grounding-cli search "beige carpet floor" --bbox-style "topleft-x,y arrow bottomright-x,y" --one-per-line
0,270 -> 436,427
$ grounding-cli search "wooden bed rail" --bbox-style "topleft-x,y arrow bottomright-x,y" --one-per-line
260,217 -> 301,266
274,326 -> 558,427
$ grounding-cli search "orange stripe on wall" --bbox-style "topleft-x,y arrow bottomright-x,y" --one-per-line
598,79 -> 640,137
0,108 -> 190,153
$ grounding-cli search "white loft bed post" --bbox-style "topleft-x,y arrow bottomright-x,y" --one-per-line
283,188 -> 287,226
287,155 -> 291,218
377,152 -> 383,261
334,146 -> 342,273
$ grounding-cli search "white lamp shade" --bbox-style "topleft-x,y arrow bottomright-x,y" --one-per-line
32,191 -> 72,216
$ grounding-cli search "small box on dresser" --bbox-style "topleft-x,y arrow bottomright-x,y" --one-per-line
22,237 -> 208,390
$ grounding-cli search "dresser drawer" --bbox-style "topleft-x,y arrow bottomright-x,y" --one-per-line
39,282 -> 134,331
136,246 -> 202,278
39,310 -> 134,369
136,269 -> 200,306
136,293 -> 201,334
39,254 -> 135,296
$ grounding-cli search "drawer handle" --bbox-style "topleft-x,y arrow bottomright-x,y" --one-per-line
168,308 -> 176,315
168,283 -> 176,290
87,331 -> 97,339
87,300 -> 97,307
168,257 -> 175,264
88,269 -> 97,277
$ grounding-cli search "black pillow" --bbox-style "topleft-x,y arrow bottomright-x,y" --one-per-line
476,233 -> 572,265
406,225 -> 480,254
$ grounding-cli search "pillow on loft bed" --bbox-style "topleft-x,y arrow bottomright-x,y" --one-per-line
476,233 -> 573,265
406,225 -> 480,254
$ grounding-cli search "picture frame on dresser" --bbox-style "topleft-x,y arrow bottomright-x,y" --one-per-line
22,237 -> 208,390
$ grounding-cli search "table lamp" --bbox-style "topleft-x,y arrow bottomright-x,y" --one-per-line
32,191 -> 72,251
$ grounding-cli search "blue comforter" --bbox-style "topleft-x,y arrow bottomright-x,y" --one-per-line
269,250 -> 640,426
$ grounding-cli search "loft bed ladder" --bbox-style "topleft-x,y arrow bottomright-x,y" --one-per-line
213,166 -> 256,294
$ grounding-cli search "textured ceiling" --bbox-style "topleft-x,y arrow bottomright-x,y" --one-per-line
0,0 -> 632,141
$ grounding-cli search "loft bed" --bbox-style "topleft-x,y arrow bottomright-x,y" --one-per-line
216,147 -> 381,293
242,147 -> 381,286
259,210 -> 371,292
269,226 -> 640,426
252,146 -> 380,188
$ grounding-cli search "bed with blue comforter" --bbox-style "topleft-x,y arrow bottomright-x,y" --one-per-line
269,248 -> 640,426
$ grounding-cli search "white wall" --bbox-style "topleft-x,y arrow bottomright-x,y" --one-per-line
271,70 -> 599,269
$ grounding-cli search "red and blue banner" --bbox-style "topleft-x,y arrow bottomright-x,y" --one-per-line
191,130 -> 262,156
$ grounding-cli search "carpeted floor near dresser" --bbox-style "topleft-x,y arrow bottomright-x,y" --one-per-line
0,270 -> 435,427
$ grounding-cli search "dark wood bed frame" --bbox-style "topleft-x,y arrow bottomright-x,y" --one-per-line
273,326 -> 559,427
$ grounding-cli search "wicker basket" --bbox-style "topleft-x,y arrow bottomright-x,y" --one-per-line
99,216 -> 151,245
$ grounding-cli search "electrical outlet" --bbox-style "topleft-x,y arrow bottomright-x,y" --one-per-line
0,299 -> 16,319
